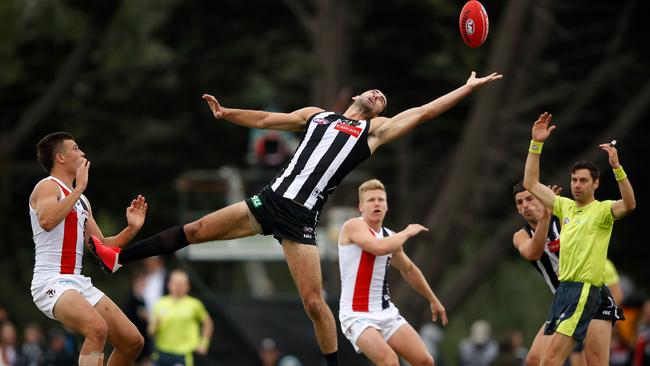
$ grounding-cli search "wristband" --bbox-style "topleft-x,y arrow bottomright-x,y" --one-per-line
529,140 -> 544,154
613,166 -> 627,181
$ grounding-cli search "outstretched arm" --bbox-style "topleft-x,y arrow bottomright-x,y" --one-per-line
339,218 -> 428,256
85,195 -> 148,248
370,71 -> 502,146
600,143 -> 636,218
202,94 -> 322,132
523,112 -> 557,209
391,249 -> 448,326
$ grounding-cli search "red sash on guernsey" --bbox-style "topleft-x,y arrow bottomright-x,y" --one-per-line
51,180 -> 78,274
351,228 -> 379,312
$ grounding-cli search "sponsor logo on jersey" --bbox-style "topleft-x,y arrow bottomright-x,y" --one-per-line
547,239 -> 560,253
335,122 -> 362,138
58,280 -> 73,286
46,289 -> 56,298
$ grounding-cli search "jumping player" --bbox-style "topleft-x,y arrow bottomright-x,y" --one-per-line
90,71 -> 502,365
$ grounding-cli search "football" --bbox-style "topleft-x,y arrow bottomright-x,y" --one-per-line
459,0 -> 489,48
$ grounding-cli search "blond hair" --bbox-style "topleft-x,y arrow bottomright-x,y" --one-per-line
358,179 -> 386,202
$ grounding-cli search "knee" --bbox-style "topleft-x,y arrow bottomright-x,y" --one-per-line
83,318 -> 108,344
413,354 -> 434,366
123,332 -> 145,358
526,352 -> 541,366
378,352 -> 399,366
584,349 -> 605,366
184,220 -> 203,243
302,293 -> 327,321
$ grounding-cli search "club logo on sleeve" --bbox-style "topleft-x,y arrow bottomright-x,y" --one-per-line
251,195 -> 263,208
46,289 -> 56,298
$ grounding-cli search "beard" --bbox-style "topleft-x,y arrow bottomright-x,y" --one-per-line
352,99 -> 374,117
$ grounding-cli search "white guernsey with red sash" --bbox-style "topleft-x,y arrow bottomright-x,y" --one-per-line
30,176 -> 89,279
339,224 -> 394,313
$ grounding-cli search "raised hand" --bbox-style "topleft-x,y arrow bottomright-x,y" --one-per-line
126,195 -> 148,230
403,223 -> 429,238
202,94 -> 225,119
75,158 -> 90,192
599,142 -> 621,168
430,301 -> 448,326
531,112 -> 556,142
465,71 -> 503,90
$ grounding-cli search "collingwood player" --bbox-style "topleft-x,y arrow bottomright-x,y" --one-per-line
90,71 -> 502,365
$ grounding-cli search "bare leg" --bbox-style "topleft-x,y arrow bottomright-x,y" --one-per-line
184,201 -> 261,243
282,240 -> 337,353
388,323 -> 434,366
527,324 -> 551,366
356,327 -> 399,366
540,333 -> 576,366
583,320 -> 612,366
53,290 -> 108,363
94,296 -> 144,366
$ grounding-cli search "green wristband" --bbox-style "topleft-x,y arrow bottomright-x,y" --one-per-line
529,140 -> 544,154
613,166 -> 627,181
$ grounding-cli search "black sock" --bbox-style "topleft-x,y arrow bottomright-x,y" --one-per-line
324,351 -> 339,366
119,226 -> 189,265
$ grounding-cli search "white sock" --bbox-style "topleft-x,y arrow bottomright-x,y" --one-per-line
79,351 -> 104,366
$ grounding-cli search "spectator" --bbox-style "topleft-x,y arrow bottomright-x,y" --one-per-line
16,324 -> 44,366
458,320 -> 498,366
1,322 -> 18,366
43,329 -> 74,366
124,272 -> 152,365
258,338 -> 302,366
633,299 -> 650,366
492,329 -> 527,366
142,257 -> 167,315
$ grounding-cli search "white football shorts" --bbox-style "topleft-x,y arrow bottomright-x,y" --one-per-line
339,304 -> 408,353
31,274 -> 105,319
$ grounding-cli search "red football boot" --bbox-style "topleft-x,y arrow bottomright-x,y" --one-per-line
88,235 -> 122,273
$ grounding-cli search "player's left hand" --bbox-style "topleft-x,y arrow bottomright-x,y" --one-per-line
599,142 -> 621,168
126,195 -> 147,229
430,301 -> 448,326
465,71 -> 503,90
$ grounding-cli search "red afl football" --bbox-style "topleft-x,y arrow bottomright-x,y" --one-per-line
459,0 -> 489,48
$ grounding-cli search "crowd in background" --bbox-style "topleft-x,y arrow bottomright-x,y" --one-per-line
2,271 -> 650,365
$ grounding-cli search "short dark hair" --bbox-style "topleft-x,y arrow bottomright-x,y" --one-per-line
512,180 -> 525,197
36,132 -> 75,173
571,161 -> 599,181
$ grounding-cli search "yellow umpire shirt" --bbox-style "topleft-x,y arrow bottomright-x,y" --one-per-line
152,295 -> 209,356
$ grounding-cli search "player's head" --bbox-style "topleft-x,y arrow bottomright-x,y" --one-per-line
167,269 -> 190,298
36,132 -> 84,174
570,161 -> 599,203
358,179 -> 388,223
351,89 -> 387,118
513,181 -> 544,223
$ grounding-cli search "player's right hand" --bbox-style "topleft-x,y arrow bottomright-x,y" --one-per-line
531,112 -> 556,142
202,94 -> 224,119
403,224 -> 429,238
75,158 -> 89,192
